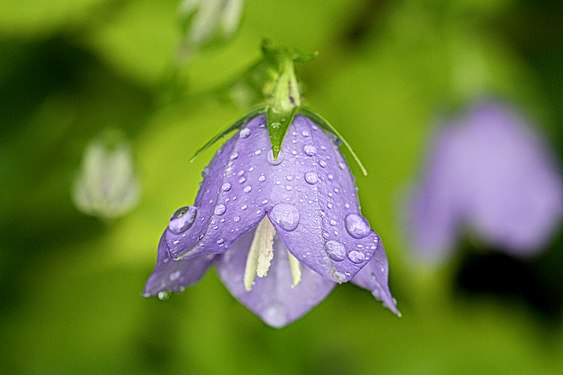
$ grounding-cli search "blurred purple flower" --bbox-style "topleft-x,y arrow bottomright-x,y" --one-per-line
145,115 -> 399,327
407,101 -> 562,262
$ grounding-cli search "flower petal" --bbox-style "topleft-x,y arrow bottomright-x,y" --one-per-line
351,240 -> 400,316
144,231 -> 215,297
216,228 -> 336,328
166,116 -> 273,260
407,101 -> 563,260
266,115 -> 379,282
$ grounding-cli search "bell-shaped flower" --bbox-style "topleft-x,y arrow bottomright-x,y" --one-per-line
407,101 -> 562,262
73,132 -> 140,219
177,0 -> 244,60
144,114 -> 399,327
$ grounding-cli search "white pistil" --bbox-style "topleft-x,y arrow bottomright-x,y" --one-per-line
287,251 -> 302,287
244,217 -> 276,291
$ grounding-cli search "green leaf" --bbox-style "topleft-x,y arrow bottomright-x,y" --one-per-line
298,107 -> 368,176
190,107 -> 266,163
266,106 -> 297,158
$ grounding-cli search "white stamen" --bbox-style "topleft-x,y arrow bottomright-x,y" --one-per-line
287,251 -> 302,287
244,217 -> 276,291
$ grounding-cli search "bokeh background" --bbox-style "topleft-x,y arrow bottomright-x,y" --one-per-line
1,0 -> 562,374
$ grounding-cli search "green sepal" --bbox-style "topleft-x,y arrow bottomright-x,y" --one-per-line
190,107 -> 266,163
298,107 -> 368,176
266,106 -> 297,159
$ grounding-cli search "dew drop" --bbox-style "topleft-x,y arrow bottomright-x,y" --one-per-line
239,127 -> 251,139
258,175 -> 266,182
327,174 -> 334,181
263,303 -> 287,328
158,291 -> 171,301
304,171 -> 319,185
238,170 -> 245,176
216,238 -> 225,245
325,240 -> 346,261
168,206 -> 198,234
267,150 -> 283,165
338,161 -> 346,170
214,204 -> 226,216
329,219 -> 337,226
241,204 -> 248,210
243,186 -> 252,193
255,149 -> 262,155
221,182 -> 232,192
345,213 -> 371,239
301,130 -> 310,137
269,203 -> 300,231
303,144 -> 317,156
169,270 -> 181,281
230,152 -> 239,160
239,177 -> 246,183
348,250 -> 366,264
233,216 -> 241,222
319,160 -> 327,168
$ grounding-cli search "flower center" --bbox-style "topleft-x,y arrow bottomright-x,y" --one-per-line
243,217 -> 302,291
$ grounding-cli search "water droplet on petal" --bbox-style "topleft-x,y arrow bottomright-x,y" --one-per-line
304,171 -> 318,184
262,303 -> 287,328
345,213 -> 371,239
239,177 -> 246,183
325,240 -> 346,261
258,175 -> 266,182
348,250 -> 366,264
303,144 -> 317,156
169,270 -> 181,281
241,204 -> 248,210
319,160 -> 327,168
270,203 -> 300,231
338,161 -> 346,170
168,206 -> 198,234
239,128 -> 251,139
230,152 -> 239,160
243,186 -> 252,193
158,291 -> 171,301
255,149 -> 262,155
267,150 -> 283,165
301,130 -> 310,137
214,204 -> 226,216
221,182 -> 232,192
234,216 -> 240,222
216,238 -> 225,245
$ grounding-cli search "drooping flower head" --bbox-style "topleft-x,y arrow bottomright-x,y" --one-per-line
407,100 -> 563,262
178,0 -> 245,60
73,130 -> 140,219
144,43 -> 398,327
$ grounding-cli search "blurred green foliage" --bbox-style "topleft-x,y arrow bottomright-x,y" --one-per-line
0,0 -> 561,374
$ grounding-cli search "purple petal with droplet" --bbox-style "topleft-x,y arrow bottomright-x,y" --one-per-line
144,231 -> 215,296
266,115 -> 378,282
216,229 -> 336,328
166,116 -> 274,260
351,239 -> 400,316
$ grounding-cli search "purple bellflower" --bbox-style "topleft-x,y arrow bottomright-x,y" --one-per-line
407,101 -> 563,262
144,114 -> 399,327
